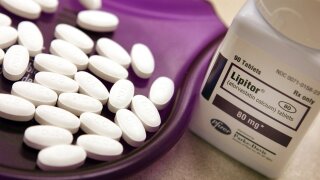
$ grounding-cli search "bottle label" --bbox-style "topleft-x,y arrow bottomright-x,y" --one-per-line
191,32 -> 320,163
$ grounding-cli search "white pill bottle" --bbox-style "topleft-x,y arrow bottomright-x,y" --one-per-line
190,0 -> 320,178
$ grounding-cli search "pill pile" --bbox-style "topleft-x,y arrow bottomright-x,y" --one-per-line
0,0 -> 175,171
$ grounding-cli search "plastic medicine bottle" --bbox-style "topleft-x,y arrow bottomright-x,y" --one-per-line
189,0 -> 320,178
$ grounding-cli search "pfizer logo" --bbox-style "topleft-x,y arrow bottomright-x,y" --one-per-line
210,119 -> 231,135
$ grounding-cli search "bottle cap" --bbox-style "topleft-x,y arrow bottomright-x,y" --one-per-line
256,0 -> 320,49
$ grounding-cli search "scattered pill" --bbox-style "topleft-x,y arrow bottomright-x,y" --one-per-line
24,125 -> 73,150
37,144 -> 86,171
131,95 -> 161,132
58,93 -> 103,116
17,21 -> 44,57
0,26 -> 18,49
77,10 -> 119,32
32,0 -> 59,13
0,4 -> 172,171
0,48 -> 4,64
149,76 -> 174,110
54,24 -> 94,54
80,112 -> 122,140
77,134 -> 123,161
108,79 -> 134,113
74,71 -> 109,104
131,43 -> 155,79
50,39 -> 89,70
88,55 -> 128,83
79,0 -> 102,10
3,45 -> 29,81
34,53 -> 77,78
35,105 -> 81,134
0,0 -> 41,20
96,38 -> 131,68
34,72 -> 79,94
11,81 -> 58,107
115,109 -> 146,147
0,93 -> 35,122
0,13 -> 11,26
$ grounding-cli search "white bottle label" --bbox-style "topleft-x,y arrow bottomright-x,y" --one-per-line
190,32 -> 320,169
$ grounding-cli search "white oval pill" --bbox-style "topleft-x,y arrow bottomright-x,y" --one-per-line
77,10 -> 119,32
0,26 -> 18,49
18,21 -> 43,57
80,112 -> 122,140
88,55 -> 128,83
115,109 -> 146,147
131,95 -> 161,132
24,125 -> 73,150
149,77 -> 174,110
77,134 -> 123,161
37,145 -> 86,171
11,81 -> 58,106
34,72 -> 79,94
50,39 -> 89,70
0,93 -> 35,121
79,0 -> 101,10
96,38 -> 131,68
131,43 -> 155,79
35,105 -> 80,134
108,79 -> 134,113
32,0 -> 58,13
58,93 -> 103,116
0,0 -> 41,20
0,48 -> 4,65
54,24 -> 94,54
3,45 -> 29,81
74,71 -> 109,104
34,54 -> 77,78
0,13 -> 11,26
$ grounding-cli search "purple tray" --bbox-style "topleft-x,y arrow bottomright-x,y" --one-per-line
0,0 -> 226,179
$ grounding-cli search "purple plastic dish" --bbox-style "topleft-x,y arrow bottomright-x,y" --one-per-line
0,0 -> 226,179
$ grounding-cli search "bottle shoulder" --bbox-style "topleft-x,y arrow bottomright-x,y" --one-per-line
229,0 -> 283,44
222,0 -> 320,81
